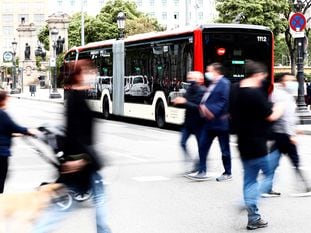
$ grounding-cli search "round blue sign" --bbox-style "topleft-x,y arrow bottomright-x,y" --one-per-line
289,13 -> 307,32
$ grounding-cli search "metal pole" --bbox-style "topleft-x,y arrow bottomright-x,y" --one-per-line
21,67 -> 23,93
81,0 -> 85,46
185,0 -> 189,26
49,42 -> 61,98
12,54 -> 16,90
296,37 -> 307,110
296,36 -> 311,123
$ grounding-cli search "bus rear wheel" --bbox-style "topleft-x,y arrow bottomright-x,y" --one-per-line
102,97 -> 109,119
155,101 -> 165,128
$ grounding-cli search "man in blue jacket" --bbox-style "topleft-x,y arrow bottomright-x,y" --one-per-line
186,63 -> 232,181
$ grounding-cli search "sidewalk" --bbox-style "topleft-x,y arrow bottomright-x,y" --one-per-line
9,86 -> 64,104
9,87 -> 311,135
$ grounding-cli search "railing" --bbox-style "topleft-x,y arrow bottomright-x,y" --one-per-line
274,66 -> 311,74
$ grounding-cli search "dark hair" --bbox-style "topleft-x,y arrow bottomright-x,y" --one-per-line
245,60 -> 268,78
208,62 -> 225,75
64,59 -> 96,85
274,72 -> 293,83
0,90 -> 7,107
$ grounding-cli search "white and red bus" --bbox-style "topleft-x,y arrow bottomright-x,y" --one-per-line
62,24 -> 274,127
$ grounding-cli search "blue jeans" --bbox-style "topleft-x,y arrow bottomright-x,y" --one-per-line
266,149 -> 282,193
242,154 -> 273,223
31,172 -> 111,233
198,129 -> 231,174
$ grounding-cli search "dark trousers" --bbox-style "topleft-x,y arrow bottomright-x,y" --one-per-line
0,156 -> 8,193
269,132 -> 309,191
180,127 -> 201,159
198,129 -> 231,174
271,133 -> 299,167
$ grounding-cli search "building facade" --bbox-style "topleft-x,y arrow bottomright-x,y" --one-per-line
0,0 -> 217,67
0,0 -> 49,65
49,0 -> 217,29
133,0 -> 217,29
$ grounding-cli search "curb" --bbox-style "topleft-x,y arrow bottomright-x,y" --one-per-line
9,94 -> 64,105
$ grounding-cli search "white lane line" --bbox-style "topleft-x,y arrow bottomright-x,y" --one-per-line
132,176 -> 170,182
108,151 -> 149,162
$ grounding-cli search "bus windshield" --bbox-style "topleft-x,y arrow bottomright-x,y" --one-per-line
203,28 -> 273,83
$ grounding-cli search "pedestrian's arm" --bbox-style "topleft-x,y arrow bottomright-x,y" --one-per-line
5,113 -> 28,135
199,104 -> 214,120
266,102 -> 285,122
172,97 -> 199,109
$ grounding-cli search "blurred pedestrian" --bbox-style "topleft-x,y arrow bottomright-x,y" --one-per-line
31,59 -> 110,233
229,60 -> 282,230
0,90 -> 34,193
172,71 -> 206,173
262,73 -> 311,197
186,63 -> 232,181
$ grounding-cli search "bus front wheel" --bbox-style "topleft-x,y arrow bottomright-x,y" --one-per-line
155,101 -> 165,128
102,97 -> 109,119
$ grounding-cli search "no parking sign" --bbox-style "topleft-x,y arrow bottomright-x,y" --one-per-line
289,12 -> 307,38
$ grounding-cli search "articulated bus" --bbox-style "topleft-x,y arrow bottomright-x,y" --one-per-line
62,24 -> 274,127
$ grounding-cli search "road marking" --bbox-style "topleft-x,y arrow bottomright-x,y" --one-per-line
132,176 -> 170,182
107,151 -> 149,162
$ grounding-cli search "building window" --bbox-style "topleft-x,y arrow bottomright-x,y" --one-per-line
18,14 -> 29,24
148,12 -> 155,18
70,0 -> 75,6
150,0 -> 154,7
198,0 -> 203,7
34,14 -> 45,25
198,12 -> 203,20
57,0 -> 63,8
99,0 -> 105,6
174,12 -> 179,20
2,14 -> 13,25
162,12 -> 167,20
174,0 -> 179,7
2,26 -> 13,36
136,0 -> 142,7
162,0 -> 167,7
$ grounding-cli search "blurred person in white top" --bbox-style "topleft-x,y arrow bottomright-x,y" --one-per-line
262,73 -> 310,198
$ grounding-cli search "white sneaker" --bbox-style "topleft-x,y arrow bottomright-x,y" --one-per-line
185,171 -> 213,181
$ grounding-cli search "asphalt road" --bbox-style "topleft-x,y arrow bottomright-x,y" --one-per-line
4,98 -> 311,233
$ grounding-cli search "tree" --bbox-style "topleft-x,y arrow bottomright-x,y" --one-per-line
38,0 -> 163,50
216,0 -> 311,74
38,25 -> 49,51
284,0 -> 311,74
95,0 -> 163,39
216,0 -> 289,37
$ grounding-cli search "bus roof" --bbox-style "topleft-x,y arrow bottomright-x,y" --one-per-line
65,23 -> 272,54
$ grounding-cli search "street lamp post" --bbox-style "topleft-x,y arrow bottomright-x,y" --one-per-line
10,39 -> 19,94
49,27 -> 61,99
293,0 -> 311,123
117,12 -> 126,39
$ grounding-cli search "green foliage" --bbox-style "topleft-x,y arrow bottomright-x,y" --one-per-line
274,36 -> 290,66
37,0 -> 163,51
216,0 -> 289,37
35,56 -> 43,71
38,25 -> 50,51
69,0 -> 163,47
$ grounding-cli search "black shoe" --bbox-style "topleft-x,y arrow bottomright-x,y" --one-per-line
261,190 -> 281,198
247,218 -> 268,230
